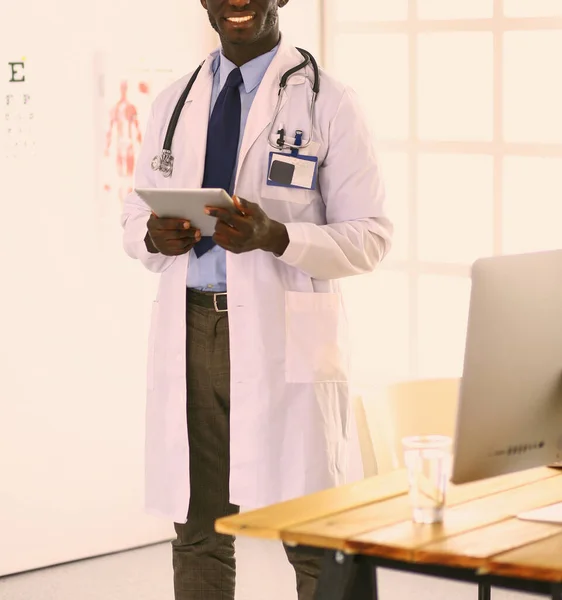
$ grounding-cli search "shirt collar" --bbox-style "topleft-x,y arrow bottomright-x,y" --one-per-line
212,43 -> 280,94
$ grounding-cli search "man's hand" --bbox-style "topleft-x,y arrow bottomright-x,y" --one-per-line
145,214 -> 201,256
205,196 -> 289,256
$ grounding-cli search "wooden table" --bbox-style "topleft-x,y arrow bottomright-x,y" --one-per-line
216,467 -> 562,600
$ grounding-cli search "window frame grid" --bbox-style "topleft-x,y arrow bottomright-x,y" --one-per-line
324,0 -> 562,378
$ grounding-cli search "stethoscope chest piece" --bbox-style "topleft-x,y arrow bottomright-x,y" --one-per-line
152,149 -> 174,178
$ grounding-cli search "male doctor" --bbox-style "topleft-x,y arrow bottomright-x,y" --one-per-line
122,0 -> 392,598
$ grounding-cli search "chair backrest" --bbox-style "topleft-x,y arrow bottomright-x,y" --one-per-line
351,393 -> 378,478
354,378 -> 460,476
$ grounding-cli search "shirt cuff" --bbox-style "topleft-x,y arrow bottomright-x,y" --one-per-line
276,222 -> 310,267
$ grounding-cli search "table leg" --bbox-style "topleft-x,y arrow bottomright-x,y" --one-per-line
313,551 -> 376,600
552,583 -> 562,600
478,581 -> 491,600
372,566 -> 379,600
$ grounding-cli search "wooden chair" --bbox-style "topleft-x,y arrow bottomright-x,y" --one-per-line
353,378 -> 460,476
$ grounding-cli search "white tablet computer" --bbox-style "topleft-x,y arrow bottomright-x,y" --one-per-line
135,188 -> 235,237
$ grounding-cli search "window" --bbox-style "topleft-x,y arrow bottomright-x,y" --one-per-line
332,33 -> 409,140
417,32 -> 493,141
326,0 -> 562,384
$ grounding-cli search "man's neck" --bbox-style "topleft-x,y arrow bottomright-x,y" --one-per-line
221,31 -> 280,67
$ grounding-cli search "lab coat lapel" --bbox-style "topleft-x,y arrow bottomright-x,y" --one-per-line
236,40 -> 304,178
179,53 -> 216,187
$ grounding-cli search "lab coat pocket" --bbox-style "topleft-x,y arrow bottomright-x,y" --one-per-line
261,179 -> 314,205
285,291 -> 348,383
147,301 -> 159,391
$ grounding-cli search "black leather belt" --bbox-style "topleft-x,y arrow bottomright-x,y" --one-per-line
187,288 -> 228,312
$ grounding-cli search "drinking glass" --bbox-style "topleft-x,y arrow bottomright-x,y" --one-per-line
402,435 -> 452,524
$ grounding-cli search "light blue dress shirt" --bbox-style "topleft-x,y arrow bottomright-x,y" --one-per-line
187,45 -> 279,292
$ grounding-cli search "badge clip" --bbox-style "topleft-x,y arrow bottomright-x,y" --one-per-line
291,130 -> 303,156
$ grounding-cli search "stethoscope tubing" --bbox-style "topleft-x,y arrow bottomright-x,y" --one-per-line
152,48 -> 319,177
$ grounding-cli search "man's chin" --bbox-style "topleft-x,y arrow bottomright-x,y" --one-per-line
219,28 -> 259,46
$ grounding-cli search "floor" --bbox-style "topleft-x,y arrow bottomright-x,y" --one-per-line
0,538 -> 543,600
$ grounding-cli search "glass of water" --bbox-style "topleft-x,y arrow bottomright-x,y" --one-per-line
402,435 -> 452,524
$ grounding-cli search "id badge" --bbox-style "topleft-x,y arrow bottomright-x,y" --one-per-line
266,152 -> 318,191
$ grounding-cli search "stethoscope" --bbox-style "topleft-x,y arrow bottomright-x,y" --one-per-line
151,48 -> 320,178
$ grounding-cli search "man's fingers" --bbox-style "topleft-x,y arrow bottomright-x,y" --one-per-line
158,236 -> 198,255
233,196 -> 259,215
215,220 -> 246,239
233,195 -> 251,216
153,230 -> 201,249
209,208 -> 252,232
205,206 -> 229,219
158,227 -> 200,238
164,232 -> 200,242
205,206 -> 248,224
179,237 -> 198,250
149,217 -> 191,231
213,232 -> 238,252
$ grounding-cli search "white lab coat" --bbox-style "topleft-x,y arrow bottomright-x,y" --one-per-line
121,37 -> 392,523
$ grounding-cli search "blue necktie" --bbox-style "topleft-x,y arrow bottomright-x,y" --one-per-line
194,67 -> 243,258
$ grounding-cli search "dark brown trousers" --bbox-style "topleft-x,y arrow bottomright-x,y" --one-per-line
172,292 -> 323,600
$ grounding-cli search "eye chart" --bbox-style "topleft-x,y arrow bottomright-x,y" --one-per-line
3,57 -> 36,162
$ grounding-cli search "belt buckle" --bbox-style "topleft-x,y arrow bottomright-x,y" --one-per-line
213,292 -> 227,313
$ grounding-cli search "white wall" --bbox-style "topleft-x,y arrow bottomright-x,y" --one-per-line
0,0 -> 217,578
0,0 -> 322,578
281,0 -> 323,59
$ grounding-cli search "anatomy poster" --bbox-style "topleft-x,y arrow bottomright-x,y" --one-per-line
3,57 -> 36,162
95,56 -> 181,207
